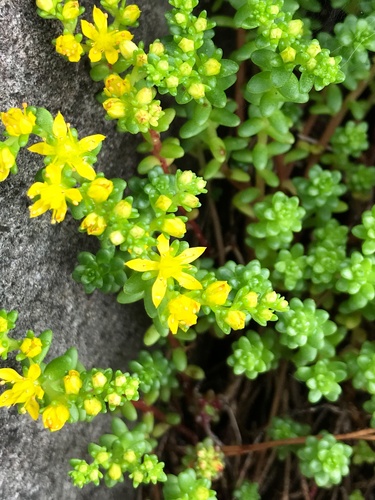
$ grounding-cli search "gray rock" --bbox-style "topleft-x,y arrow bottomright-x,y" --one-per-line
0,1 -> 168,498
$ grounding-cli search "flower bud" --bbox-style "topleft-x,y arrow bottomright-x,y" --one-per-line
161,217 -> 186,238
270,27 -> 283,40
62,1 -> 80,20
203,58 -> 221,76
36,0 -> 55,12
178,37 -> 195,53
80,213 -> 107,236
194,17 -> 207,32
187,83 -> 205,99
149,41 -> 165,55
92,371 -> 108,389
119,39 -> 138,59
108,463 -> 122,481
181,193 -> 200,209
43,403 -> 70,432
203,281 -> 231,306
104,74 -> 131,97
114,200 -> 132,219
20,337 -> 42,358
224,310 -> 246,330
109,230 -> 126,246
244,291 -> 258,308
136,87 -> 153,105
306,41 -> 321,58
115,374 -> 127,387
179,62 -> 192,76
84,397 -> 102,416
155,195 -> 173,211
288,19 -> 304,37
64,369 -> 82,395
130,225 -> 145,238
107,393 -> 122,407
87,177 -> 113,203
280,46 -> 296,63
103,98 -> 127,119
121,4 -> 141,24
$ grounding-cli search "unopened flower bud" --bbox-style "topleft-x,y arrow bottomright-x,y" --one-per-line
80,213 -> 106,236
149,41 -> 165,55
280,46 -> 296,63
203,58 -> 221,76
270,27 -> 283,40
107,393 -> 122,407
188,83 -> 205,99
225,310 -> 246,330
155,194 -> 173,211
288,19 -> 304,37
178,37 -> 195,53
108,463 -> 122,481
64,369 -> 82,395
136,87 -> 153,105
43,403 -> 70,432
36,0 -> 54,12
162,217 -> 186,238
121,4 -> 141,24
306,41 -> 321,58
20,337 -> 42,358
194,17 -> 207,32
103,98 -> 126,119
113,200 -> 132,219
179,62 -> 192,76
84,397 -> 102,416
62,1 -> 80,20
119,39 -> 138,59
109,230 -> 126,246
87,177 -> 113,203
92,371 -> 107,388
244,291 -> 258,308
204,281 -> 231,306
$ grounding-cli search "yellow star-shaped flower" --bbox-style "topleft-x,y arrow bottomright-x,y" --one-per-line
126,234 -> 206,307
28,111 -> 105,180
81,6 -> 133,65
0,364 -> 44,420
28,164 -> 82,224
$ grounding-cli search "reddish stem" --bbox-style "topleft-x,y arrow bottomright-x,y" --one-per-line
150,129 -> 169,174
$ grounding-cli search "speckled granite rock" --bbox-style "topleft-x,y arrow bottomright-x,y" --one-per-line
0,1 -> 168,498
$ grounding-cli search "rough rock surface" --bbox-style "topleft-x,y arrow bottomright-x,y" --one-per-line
0,1 -> 168,498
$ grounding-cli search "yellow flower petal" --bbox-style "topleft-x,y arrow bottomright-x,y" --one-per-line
81,19 -> 97,40
177,246 -> 206,264
93,5 -> 108,33
126,259 -> 159,272
176,272 -> 202,290
105,48 -> 119,65
53,112 -> 68,139
79,134 -> 106,152
73,159 -> 96,180
25,398 -> 40,420
0,368 -> 23,383
152,276 -> 168,308
28,142 -> 55,156
88,46 -> 103,63
156,233 -> 170,255
27,363 -> 42,381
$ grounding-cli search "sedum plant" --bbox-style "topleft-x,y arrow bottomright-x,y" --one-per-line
2,0 -> 375,497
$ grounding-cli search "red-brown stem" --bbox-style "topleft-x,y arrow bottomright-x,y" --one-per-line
221,428 -> 375,456
149,129 -> 169,174
132,399 -> 168,422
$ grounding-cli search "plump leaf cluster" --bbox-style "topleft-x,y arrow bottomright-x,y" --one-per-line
297,433 -> 352,488
267,417 -> 311,459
